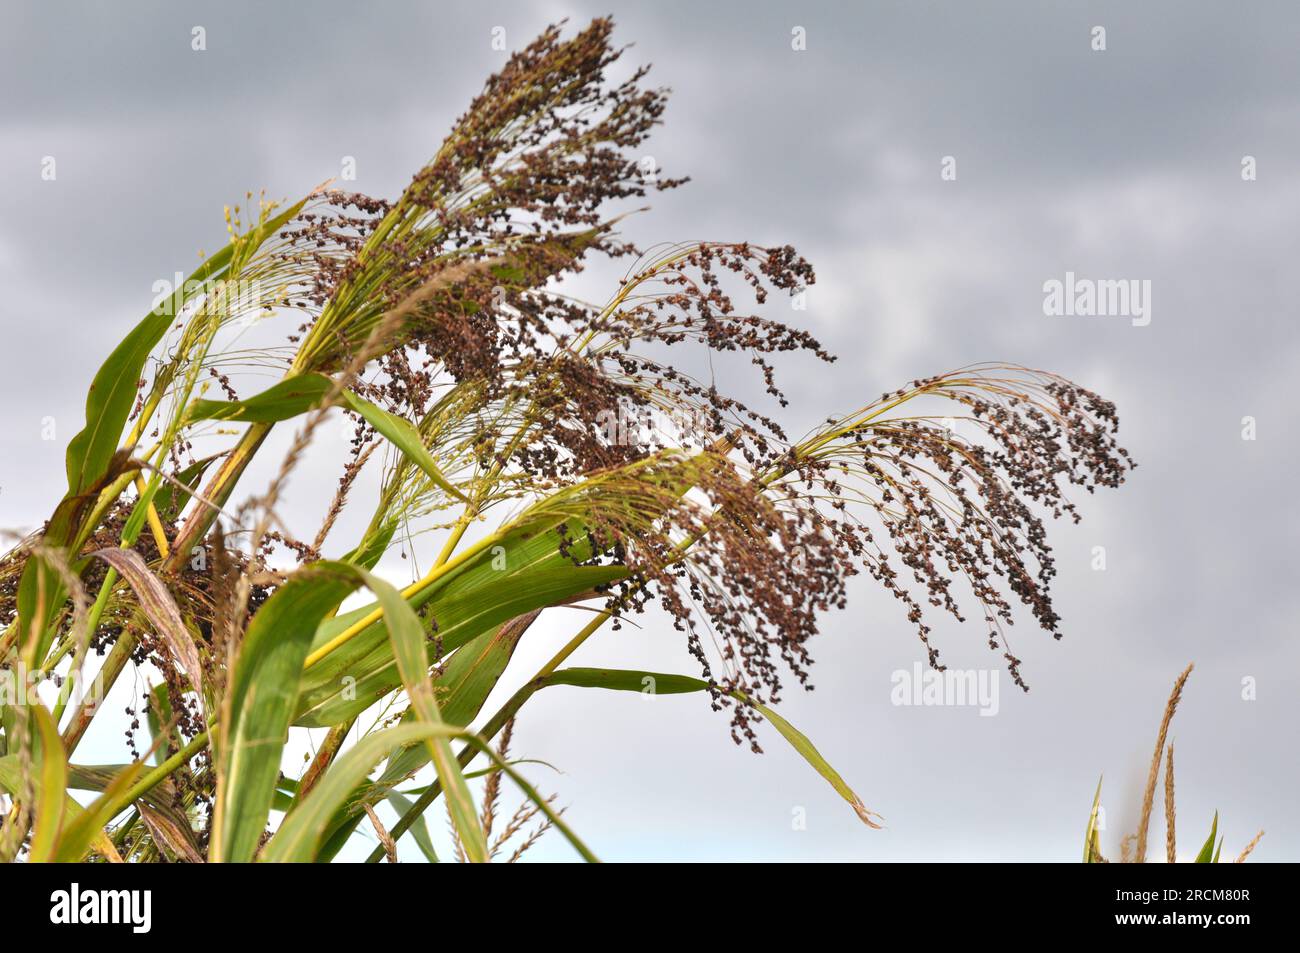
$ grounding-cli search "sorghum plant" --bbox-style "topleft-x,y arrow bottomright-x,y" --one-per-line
0,18 -> 1132,862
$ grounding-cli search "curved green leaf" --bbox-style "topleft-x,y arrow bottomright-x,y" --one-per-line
185,377 -> 467,503
383,610 -> 538,784
311,610 -> 540,861
545,668 -> 707,695
211,563 -> 358,862
0,754 -> 121,862
542,667 -> 882,829
65,196 -> 305,496
341,390 -> 469,503
51,759 -> 143,863
214,560 -> 486,862
362,567 -> 486,862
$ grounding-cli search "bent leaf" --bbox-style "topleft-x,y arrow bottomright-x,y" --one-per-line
89,548 -> 204,711
382,610 -> 540,784
311,610 -> 545,861
341,390 -> 469,503
0,754 -> 121,862
542,667 -> 882,828
348,566 -> 487,863
185,377 -> 467,504
215,560 -> 487,862
68,762 -> 199,860
52,760 -> 143,863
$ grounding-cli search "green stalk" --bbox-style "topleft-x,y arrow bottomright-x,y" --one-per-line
117,730 -> 209,808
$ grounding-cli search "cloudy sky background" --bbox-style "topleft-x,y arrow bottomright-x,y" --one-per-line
2,1 -> 1296,861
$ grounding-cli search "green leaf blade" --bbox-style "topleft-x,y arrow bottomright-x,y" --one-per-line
1194,811 -> 1220,863
212,564 -> 358,862
349,567 -> 488,863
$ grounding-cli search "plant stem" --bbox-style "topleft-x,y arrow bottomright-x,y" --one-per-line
133,475 -> 171,557
297,718 -> 355,802
536,611 -> 610,678
119,730 -> 209,808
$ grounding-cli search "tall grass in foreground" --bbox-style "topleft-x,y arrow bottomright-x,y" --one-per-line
1084,664 -> 1263,863
0,18 -> 1133,862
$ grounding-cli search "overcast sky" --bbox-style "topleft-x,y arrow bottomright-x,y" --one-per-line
2,1 -> 1296,861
